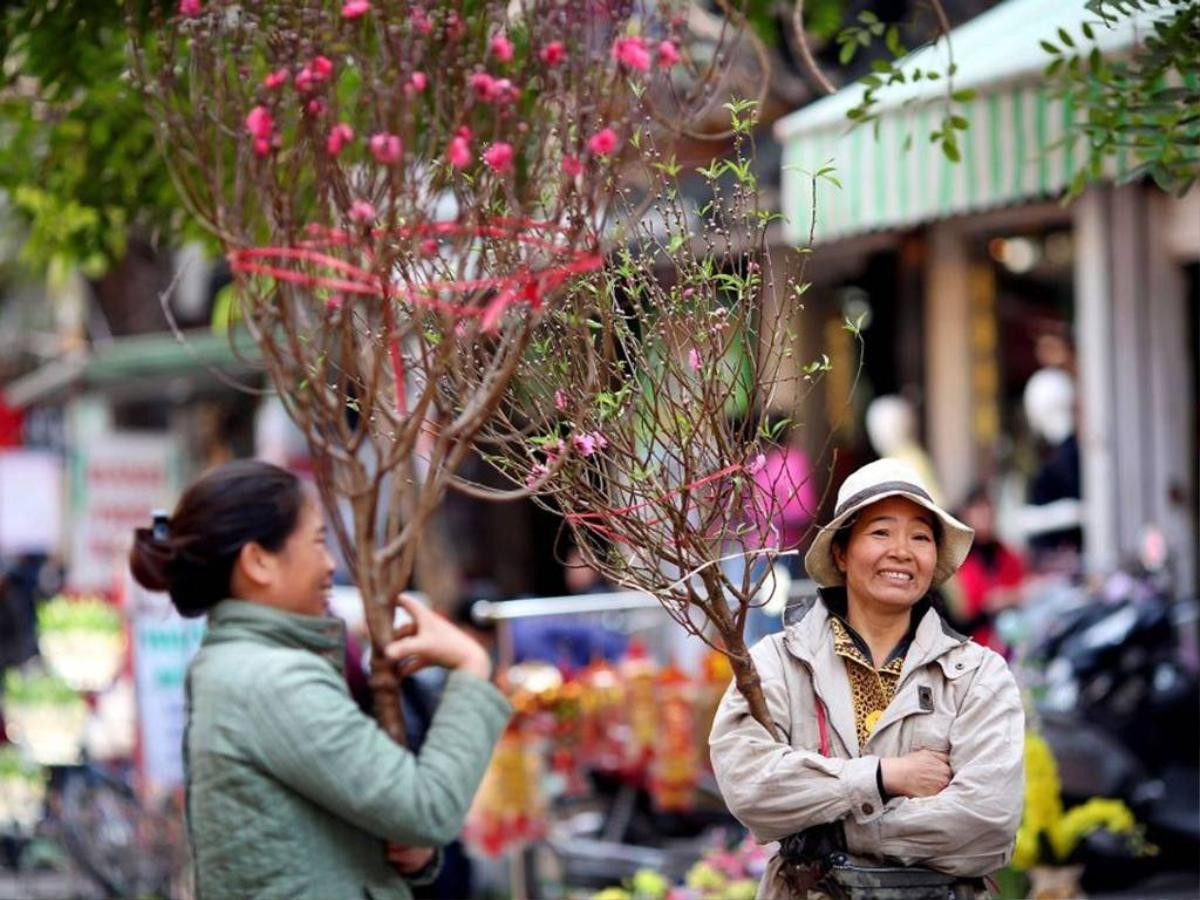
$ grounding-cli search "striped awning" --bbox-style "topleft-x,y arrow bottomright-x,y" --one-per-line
775,0 -> 1163,244
780,83 -> 1083,243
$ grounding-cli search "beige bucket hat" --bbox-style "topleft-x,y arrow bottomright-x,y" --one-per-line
804,458 -> 974,589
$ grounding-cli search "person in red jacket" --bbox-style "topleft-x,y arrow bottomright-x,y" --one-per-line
955,485 -> 1025,654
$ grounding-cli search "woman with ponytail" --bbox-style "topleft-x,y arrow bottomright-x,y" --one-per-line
130,460 -> 509,900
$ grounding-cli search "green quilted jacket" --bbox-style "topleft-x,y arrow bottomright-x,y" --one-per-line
184,600 -> 511,900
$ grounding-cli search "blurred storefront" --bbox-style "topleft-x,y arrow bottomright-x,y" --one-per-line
1,329 -> 262,593
773,0 -> 1198,591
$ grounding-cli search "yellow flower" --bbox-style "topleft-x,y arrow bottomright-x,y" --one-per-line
630,869 -> 669,899
1049,797 -> 1137,861
685,862 -> 727,891
1012,825 -> 1039,871
1022,733 -> 1063,829
1011,730 -> 1064,869
725,880 -> 759,900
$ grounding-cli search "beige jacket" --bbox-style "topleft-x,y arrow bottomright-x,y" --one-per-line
709,594 -> 1024,897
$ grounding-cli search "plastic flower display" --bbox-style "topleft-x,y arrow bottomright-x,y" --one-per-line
37,595 -> 126,693
2,668 -> 88,766
0,746 -> 47,835
593,834 -> 766,900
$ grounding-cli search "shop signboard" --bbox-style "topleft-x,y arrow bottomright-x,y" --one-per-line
69,432 -> 177,593
122,569 -> 205,796
0,449 -> 63,555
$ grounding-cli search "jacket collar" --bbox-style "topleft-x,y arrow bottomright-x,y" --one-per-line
203,599 -> 347,672
784,588 -> 965,669
819,588 -> 928,667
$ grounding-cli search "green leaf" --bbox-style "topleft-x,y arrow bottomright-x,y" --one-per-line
1040,39 -> 1060,54
839,40 -> 857,64
886,26 -> 904,57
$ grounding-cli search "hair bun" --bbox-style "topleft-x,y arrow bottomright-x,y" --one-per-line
129,527 -> 176,593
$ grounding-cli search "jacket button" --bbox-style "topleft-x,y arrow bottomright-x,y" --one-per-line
955,662 -> 964,670
861,803 -> 874,815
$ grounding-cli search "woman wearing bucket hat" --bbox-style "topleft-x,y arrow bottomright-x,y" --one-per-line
710,459 -> 1024,898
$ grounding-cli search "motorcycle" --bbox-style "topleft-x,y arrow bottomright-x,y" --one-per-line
1009,559 -> 1200,891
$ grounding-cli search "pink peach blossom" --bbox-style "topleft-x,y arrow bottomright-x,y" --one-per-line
573,433 -> 598,456
544,439 -> 566,464
264,68 -> 289,89
311,56 -> 334,80
483,141 -> 514,173
326,294 -> 344,311
469,72 -> 496,99
562,155 -> 583,177
687,348 -> 701,371
413,9 -> 432,34
539,42 -> 566,65
253,137 -> 271,157
407,71 -> 427,93
305,98 -> 327,116
420,238 -> 438,256
611,36 -> 651,71
490,33 -> 514,62
469,72 -> 516,104
179,0 -> 201,16
448,134 -> 472,168
587,127 -> 619,156
244,106 -> 273,139
295,56 -> 332,92
657,40 -> 681,67
554,389 -> 569,411
526,463 -> 550,488
341,0 -> 369,18
349,200 -> 376,222
745,453 -> 767,475
326,122 -> 354,156
369,132 -> 402,164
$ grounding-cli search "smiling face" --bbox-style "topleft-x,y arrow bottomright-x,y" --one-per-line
832,495 -> 938,612
234,494 -> 336,616
271,496 -> 336,615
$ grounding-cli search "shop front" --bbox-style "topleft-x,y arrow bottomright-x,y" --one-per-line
773,0 -> 1197,590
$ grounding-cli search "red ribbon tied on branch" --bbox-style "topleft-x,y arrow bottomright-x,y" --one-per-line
228,217 -> 603,332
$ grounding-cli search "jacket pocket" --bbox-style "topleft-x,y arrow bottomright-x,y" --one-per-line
909,712 -> 953,753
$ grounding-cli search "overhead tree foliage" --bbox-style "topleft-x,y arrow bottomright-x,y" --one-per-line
0,2 -> 191,277
786,0 -> 1199,195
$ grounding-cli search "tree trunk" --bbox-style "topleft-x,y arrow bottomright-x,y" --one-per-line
365,513 -> 460,747
369,652 -> 409,746
411,508 -> 459,613
723,630 -> 780,742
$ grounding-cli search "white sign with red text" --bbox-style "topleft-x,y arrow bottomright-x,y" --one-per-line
69,432 -> 178,593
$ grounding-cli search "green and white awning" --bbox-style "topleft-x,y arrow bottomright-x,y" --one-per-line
775,0 -> 1162,244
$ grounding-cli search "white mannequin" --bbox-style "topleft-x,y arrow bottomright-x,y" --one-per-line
864,395 -> 944,505
1023,368 -> 1075,447
1019,368 -> 1082,538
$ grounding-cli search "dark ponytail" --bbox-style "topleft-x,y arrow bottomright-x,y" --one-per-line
129,460 -> 305,617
